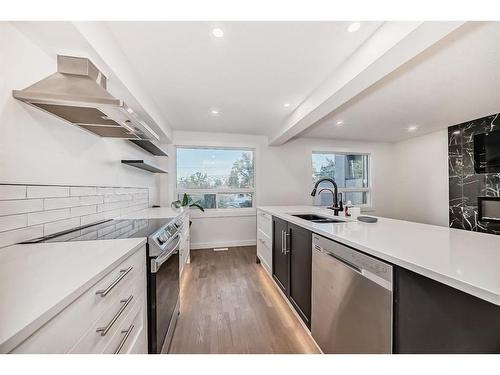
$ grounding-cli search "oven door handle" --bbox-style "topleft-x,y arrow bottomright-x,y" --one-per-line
151,236 -> 181,273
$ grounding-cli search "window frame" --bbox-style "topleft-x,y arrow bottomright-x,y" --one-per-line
175,145 -> 256,210
311,151 -> 372,208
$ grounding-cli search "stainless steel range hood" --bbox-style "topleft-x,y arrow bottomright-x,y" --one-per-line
13,55 -> 159,141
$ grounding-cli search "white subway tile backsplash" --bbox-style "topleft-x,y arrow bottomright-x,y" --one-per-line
0,184 -> 148,248
70,186 -> 97,197
133,193 -> 148,200
97,201 -> 122,213
104,195 -> 122,203
27,186 -> 69,199
0,199 -> 43,216
44,197 -> 80,210
44,217 -> 81,236
0,225 -> 43,248
131,199 -> 149,208
28,209 -> 70,226
120,194 -> 133,201
118,224 -> 134,235
116,188 -> 135,195
0,214 -> 27,233
115,220 -> 132,230
120,206 -> 136,215
70,205 -> 97,217
97,187 -> 115,196
77,231 -> 99,241
79,196 -> 104,206
0,185 -> 27,200
81,212 -> 105,226
98,224 -> 116,237
103,208 -> 122,220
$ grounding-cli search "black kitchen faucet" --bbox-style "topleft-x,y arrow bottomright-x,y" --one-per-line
311,178 -> 344,216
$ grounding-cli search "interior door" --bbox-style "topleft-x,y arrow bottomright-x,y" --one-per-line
288,222 -> 312,327
272,217 -> 289,294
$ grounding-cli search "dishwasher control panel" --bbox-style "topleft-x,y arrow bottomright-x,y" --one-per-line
312,234 -> 392,284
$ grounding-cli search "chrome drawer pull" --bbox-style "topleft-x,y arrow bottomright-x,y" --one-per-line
95,267 -> 133,297
96,295 -> 134,336
114,324 -> 135,354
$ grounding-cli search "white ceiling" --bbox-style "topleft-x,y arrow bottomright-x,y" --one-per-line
105,21 -> 382,136
304,21 -> 500,143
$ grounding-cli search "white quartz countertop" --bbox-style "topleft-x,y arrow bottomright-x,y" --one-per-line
0,237 -> 146,353
119,207 -> 186,220
258,205 -> 500,306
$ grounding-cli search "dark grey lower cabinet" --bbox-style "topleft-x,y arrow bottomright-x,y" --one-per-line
394,267 -> 500,353
272,217 -> 289,294
273,217 -> 290,296
272,217 -> 312,328
288,222 -> 312,326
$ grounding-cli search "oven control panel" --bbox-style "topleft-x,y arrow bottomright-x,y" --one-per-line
153,218 -> 183,248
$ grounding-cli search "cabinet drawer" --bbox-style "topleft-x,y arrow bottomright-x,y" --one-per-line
257,228 -> 272,251
12,247 -> 146,353
69,278 -> 143,354
103,301 -> 147,354
257,210 -> 272,238
257,229 -> 272,274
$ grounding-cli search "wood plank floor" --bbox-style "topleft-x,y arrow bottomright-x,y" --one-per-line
168,246 -> 319,354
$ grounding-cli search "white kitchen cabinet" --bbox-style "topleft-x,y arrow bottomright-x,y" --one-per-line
11,245 -> 148,354
101,301 -> 148,354
256,209 -> 272,275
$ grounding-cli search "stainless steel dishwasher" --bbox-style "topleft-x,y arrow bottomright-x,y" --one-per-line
311,234 -> 393,353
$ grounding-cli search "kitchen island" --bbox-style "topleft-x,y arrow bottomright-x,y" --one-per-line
257,206 -> 500,353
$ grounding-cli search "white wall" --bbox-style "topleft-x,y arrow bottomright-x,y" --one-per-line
166,130 -> 395,249
0,22 -> 160,204
387,129 -> 449,226
1,20 -> 450,246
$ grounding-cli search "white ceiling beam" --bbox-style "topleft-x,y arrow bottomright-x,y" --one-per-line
269,21 -> 466,146
72,22 -> 173,143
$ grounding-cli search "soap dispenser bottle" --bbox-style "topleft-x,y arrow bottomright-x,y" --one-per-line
345,200 -> 353,217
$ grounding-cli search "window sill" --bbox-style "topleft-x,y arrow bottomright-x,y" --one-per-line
189,207 -> 257,219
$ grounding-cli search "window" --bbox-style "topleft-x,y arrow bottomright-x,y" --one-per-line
312,152 -> 370,206
176,147 -> 255,209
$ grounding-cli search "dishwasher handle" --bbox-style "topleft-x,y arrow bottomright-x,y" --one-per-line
313,240 -> 393,291
325,250 -> 362,273
314,244 -> 361,273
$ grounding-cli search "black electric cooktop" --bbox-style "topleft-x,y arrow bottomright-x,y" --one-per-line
22,218 -> 170,244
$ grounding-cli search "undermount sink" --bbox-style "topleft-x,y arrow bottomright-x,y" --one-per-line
291,214 -> 346,223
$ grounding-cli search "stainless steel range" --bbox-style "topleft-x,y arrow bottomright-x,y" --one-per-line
23,216 -> 183,354
146,218 -> 182,354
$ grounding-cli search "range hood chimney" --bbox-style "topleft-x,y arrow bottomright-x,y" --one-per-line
13,55 -> 159,141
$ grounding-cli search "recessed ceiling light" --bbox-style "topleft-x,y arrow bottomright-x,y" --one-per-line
283,103 -> 290,108
347,22 -> 361,33
212,28 -> 224,38
336,120 -> 344,126
407,125 -> 418,132
211,109 -> 220,115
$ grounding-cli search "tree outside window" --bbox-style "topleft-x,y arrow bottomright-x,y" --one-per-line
176,147 -> 255,209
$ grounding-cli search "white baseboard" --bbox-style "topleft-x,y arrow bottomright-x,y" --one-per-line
190,239 -> 256,250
